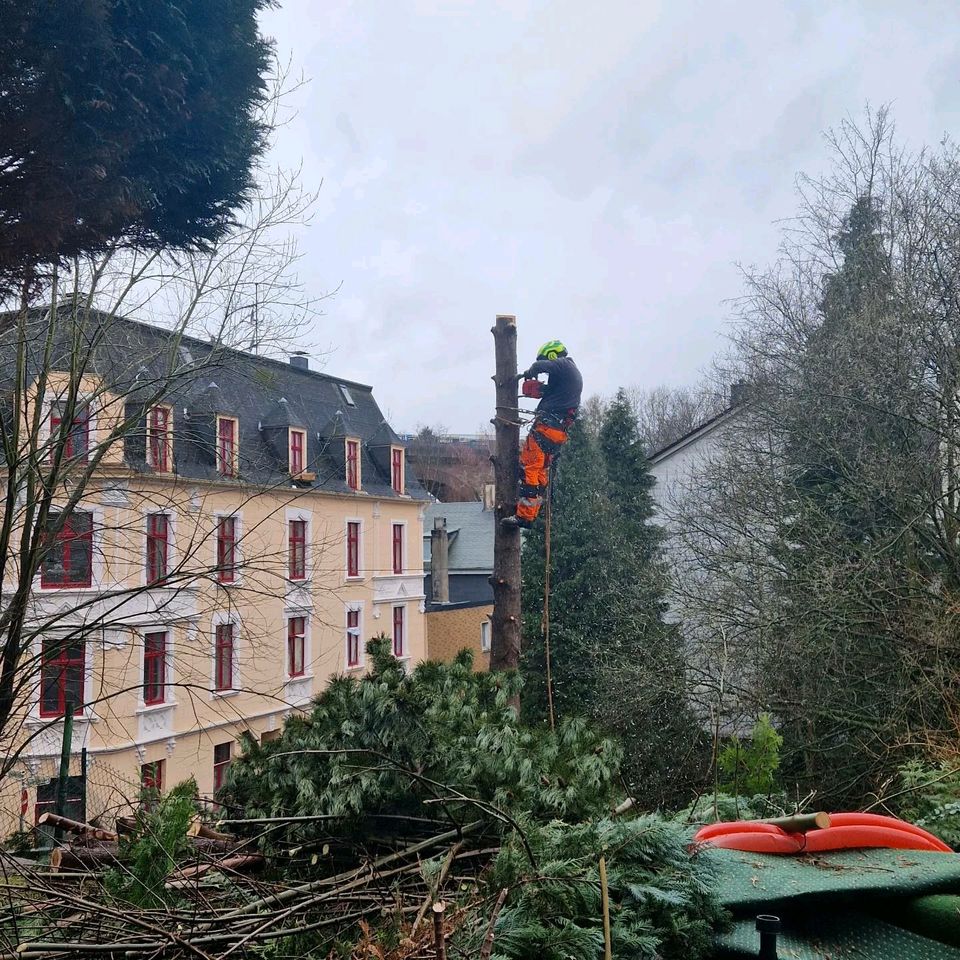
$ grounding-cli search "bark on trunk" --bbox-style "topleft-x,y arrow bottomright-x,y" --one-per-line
490,315 -> 521,676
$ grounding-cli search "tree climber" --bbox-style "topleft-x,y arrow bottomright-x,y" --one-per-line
501,340 -> 583,530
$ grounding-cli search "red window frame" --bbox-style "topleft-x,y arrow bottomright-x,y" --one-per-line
143,631 -> 167,705
148,406 -> 171,472
288,520 -> 307,580
216,516 -> 237,583
39,639 -> 84,718
41,511 -> 93,589
213,742 -> 232,791
391,448 -> 403,494
289,429 -> 305,474
392,606 -> 405,658
217,417 -> 237,477
51,405 -> 90,460
214,623 -> 234,691
392,523 -> 403,575
287,616 -> 306,677
346,439 -> 360,490
346,521 -> 360,577
141,759 -> 164,795
146,513 -> 169,585
346,609 -> 360,667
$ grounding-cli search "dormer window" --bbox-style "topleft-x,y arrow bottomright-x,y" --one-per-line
346,438 -> 361,491
51,403 -> 90,461
391,447 -> 404,494
289,428 -> 306,475
147,405 -> 173,472
216,416 -> 238,477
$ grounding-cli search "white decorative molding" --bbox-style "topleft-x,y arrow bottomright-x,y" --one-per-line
189,488 -> 202,512
372,574 -> 425,605
165,737 -> 177,756
100,481 -> 129,506
284,582 -> 313,610
102,628 -> 128,650
135,745 -> 146,763
137,704 -> 175,741
372,501 -> 381,519
283,677 -> 312,707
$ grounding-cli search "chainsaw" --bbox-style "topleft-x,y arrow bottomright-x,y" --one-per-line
521,378 -> 543,399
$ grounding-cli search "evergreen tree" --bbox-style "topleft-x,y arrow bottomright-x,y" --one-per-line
0,0 -> 274,296
768,195 -> 933,799
522,400 -> 697,807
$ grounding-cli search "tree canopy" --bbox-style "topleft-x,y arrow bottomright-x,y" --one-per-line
0,0 -> 275,295
521,394 -> 697,806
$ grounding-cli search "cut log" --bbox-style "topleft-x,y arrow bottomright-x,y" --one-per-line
167,854 -> 264,885
187,816 -> 236,843
36,812 -> 117,842
759,812 -> 831,833
50,844 -> 120,872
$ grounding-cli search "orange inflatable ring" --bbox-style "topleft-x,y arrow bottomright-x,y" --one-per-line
801,824 -> 945,854
826,813 -> 951,852
693,811 -> 953,855
701,831 -> 803,854
695,821 -> 785,842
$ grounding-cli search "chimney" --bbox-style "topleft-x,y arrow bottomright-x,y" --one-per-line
481,482 -> 495,511
430,517 -> 450,604
289,352 -> 309,370
730,380 -> 750,406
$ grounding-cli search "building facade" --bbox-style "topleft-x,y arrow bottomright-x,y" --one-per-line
422,498 -> 494,669
0,311 -> 427,831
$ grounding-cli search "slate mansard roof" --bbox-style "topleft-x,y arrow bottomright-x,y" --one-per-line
0,307 -> 427,500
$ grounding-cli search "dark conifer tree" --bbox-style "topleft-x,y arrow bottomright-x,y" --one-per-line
522,396 -> 697,806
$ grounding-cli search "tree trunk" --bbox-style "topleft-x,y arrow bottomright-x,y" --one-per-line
490,315 -> 521,677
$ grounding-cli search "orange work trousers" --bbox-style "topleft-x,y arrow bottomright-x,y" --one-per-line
516,418 -> 570,522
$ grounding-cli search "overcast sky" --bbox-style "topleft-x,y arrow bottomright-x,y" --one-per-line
258,0 -> 960,433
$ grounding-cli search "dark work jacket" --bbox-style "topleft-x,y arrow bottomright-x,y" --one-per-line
525,356 -> 583,416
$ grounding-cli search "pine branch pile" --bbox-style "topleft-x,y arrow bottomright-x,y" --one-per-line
0,644 -> 725,959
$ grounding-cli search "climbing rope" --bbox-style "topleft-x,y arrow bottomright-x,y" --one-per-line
543,459 -> 556,731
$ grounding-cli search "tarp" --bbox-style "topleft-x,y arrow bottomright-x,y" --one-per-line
698,847 -> 960,958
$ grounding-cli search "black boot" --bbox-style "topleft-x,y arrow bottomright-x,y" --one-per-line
501,515 -> 532,530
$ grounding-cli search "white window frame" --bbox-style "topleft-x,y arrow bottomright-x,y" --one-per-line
215,414 -> 240,477
35,503 -> 104,593
391,603 -> 407,660
345,602 -> 364,670
390,520 -> 406,576
481,618 -> 491,653
44,389 -> 96,464
288,427 -> 308,475
210,612 -> 241,698
142,509 -> 177,589
284,609 -> 312,681
30,630 -> 97,722
390,445 -> 405,495
285,507 -> 312,583
344,516 -> 363,581
138,625 -> 176,710
146,403 -> 174,472
345,436 -> 362,491
212,510 -> 243,586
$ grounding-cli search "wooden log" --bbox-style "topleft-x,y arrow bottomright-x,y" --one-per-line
490,314 -> 522,677
759,812 -> 831,833
432,902 -> 447,960
187,816 -> 236,843
50,844 -> 120,872
36,812 -> 117,842
167,854 -> 264,885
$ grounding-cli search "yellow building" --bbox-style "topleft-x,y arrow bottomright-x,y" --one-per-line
0,311 -> 427,831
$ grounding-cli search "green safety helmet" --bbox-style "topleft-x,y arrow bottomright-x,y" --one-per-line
536,339 -> 568,361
